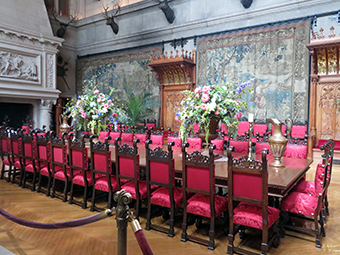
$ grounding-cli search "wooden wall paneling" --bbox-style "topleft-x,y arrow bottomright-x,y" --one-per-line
149,50 -> 196,131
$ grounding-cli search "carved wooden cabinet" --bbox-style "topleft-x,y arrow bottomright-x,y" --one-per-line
148,50 -> 196,131
307,27 -> 340,154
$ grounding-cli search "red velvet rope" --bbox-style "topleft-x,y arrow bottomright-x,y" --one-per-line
134,229 -> 153,255
0,208 -> 108,229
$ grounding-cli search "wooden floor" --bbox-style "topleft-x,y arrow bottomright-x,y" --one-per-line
1,151 -> 340,255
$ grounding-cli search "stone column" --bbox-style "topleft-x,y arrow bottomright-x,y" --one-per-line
39,99 -> 55,131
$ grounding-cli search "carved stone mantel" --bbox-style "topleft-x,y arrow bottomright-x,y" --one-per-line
148,50 -> 196,131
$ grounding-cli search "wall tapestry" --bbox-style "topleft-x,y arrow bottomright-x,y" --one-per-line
196,19 -> 310,123
76,47 -> 162,120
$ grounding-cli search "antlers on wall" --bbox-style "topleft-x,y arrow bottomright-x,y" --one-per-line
51,10 -> 76,38
102,3 -> 120,34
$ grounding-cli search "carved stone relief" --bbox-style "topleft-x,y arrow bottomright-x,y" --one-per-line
46,54 -> 55,88
0,51 -> 38,81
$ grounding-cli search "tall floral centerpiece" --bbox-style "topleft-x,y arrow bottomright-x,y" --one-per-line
176,79 -> 253,145
65,88 -> 118,136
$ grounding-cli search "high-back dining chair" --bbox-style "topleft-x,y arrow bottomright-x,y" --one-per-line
181,143 -> 228,250
121,129 -> 134,143
68,135 -> 91,209
50,134 -> 70,202
115,137 -> 151,219
90,136 -> 116,211
36,133 -> 52,196
9,130 -> 22,184
20,133 -> 38,190
281,139 -> 334,248
145,140 -> 182,237
134,128 -> 149,144
0,129 -> 12,182
150,127 -> 164,146
227,147 -> 280,255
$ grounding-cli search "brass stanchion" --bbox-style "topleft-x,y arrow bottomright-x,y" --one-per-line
114,190 -> 132,255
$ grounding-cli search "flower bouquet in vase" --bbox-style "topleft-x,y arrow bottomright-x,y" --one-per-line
176,79 -> 253,145
65,88 -> 118,136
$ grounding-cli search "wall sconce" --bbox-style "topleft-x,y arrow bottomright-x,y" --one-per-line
241,0 -> 253,9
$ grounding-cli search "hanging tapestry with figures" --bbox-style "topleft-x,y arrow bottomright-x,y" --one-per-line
76,47 -> 162,101
196,19 -> 310,123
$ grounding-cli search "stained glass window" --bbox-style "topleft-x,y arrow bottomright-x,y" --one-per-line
328,47 -> 338,74
317,48 -> 327,75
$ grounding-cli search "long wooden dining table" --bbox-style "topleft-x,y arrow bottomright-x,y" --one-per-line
98,142 -> 313,198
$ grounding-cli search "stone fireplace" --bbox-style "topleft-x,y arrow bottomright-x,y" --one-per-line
0,0 -> 63,130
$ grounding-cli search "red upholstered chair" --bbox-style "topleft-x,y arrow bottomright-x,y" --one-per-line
121,132 -> 134,143
291,125 -> 307,140
115,137 -> 150,219
227,148 -> 280,255
167,136 -> 182,148
50,134 -> 71,202
99,131 -> 109,143
150,134 -> 163,146
253,124 -> 268,137
0,129 -> 12,182
146,123 -> 156,130
90,136 -> 116,211
20,133 -> 38,190
186,137 -> 202,149
181,144 -> 228,250
68,136 -> 91,209
281,139 -> 334,248
108,131 -> 121,143
134,133 -> 148,144
237,121 -> 250,136
145,140 -> 181,237
36,134 -> 52,196
229,140 -> 249,154
284,144 -> 307,159
9,131 -> 22,184
211,139 -> 225,154
255,142 -> 272,156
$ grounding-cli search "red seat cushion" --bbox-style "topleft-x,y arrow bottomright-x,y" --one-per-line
150,186 -> 184,208
13,159 -> 21,169
25,163 -> 35,173
121,180 -> 158,199
40,166 -> 50,176
54,168 -> 82,181
187,193 -> 228,218
281,191 -> 320,217
94,176 -> 118,192
2,158 -> 10,166
233,202 -> 280,230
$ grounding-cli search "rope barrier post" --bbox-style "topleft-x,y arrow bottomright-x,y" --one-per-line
114,190 -> 132,255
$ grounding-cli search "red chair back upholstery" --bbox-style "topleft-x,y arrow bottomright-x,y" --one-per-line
186,137 -> 202,149
146,123 -> 156,130
134,133 -> 148,144
291,125 -> 307,139
146,141 -> 175,186
255,142 -> 272,156
122,132 -> 134,143
114,137 -> 140,189
253,124 -> 267,136
211,139 -> 224,153
150,134 -> 163,146
90,136 -> 112,175
99,131 -> 109,143
227,148 -> 268,204
69,137 -> 89,170
284,144 -> 307,159
238,121 -> 250,136
167,136 -> 182,148
229,140 -> 248,154
109,132 -> 121,142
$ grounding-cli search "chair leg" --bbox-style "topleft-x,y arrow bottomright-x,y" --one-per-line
62,181 -> 69,202
315,213 -> 322,248
145,200 -> 152,231
31,171 -> 37,191
90,186 -> 96,212
51,177 -> 57,198
227,233 -> 234,254
181,210 -> 188,242
169,206 -> 175,237
82,184 -> 88,209
208,218 -> 215,250
324,195 -> 329,216
69,181 -> 74,205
